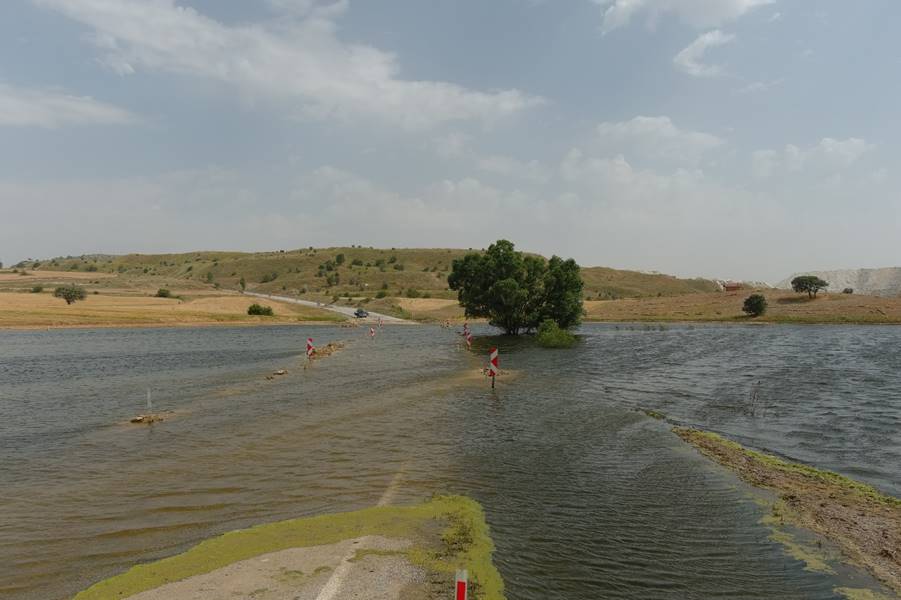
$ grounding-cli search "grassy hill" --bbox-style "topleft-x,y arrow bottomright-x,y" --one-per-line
14,247 -> 719,302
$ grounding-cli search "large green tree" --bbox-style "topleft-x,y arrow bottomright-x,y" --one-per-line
448,240 -> 584,335
791,275 -> 829,299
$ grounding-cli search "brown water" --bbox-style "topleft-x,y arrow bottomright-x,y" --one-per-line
1,324 -> 898,599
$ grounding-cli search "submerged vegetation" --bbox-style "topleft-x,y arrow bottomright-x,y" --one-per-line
74,495 -> 504,600
536,319 -> 578,348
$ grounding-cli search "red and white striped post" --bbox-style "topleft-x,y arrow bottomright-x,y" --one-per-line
306,338 -> 314,359
369,326 -> 376,338
455,570 -> 468,600
488,348 -> 499,389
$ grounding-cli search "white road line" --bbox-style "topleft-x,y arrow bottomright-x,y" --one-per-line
314,467 -> 407,600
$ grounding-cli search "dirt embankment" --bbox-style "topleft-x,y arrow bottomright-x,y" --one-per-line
675,428 -> 901,595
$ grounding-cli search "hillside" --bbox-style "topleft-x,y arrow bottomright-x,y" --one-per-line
776,268 -> 901,297
12,248 -> 719,302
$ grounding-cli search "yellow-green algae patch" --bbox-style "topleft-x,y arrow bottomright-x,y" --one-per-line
74,495 -> 504,600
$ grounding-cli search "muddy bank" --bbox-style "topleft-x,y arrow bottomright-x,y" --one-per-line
73,495 -> 503,600
674,427 -> 901,595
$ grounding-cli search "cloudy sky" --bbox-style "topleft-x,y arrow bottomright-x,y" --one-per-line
0,0 -> 897,282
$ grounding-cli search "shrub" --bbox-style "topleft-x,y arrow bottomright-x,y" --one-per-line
335,253 -> 346,265
351,258 -> 364,267
742,294 -> 768,317
31,285 -> 43,293
536,319 -> 578,348
393,263 -> 405,271
155,289 -> 172,298
376,290 -> 388,299
53,285 -> 87,305
260,272 -> 278,283
239,277 -> 246,291
247,303 -> 274,316
405,288 -> 421,298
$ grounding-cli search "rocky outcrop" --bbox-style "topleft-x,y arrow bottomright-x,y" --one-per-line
776,268 -> 901,297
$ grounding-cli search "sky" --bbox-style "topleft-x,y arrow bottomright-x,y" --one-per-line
0,0 -> 898,282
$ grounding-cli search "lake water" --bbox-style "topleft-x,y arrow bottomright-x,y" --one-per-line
1,324 -> 898,599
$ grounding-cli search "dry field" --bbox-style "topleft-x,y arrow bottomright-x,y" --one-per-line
0,292 -> 344,329
393,298 -> 465,321
584,290 -> 901,324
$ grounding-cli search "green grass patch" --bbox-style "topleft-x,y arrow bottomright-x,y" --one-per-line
74,495 -> 504,600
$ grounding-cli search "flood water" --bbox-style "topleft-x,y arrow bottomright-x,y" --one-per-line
1,323 -> 899,599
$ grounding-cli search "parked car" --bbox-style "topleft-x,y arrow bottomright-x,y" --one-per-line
354,308 -> 369,318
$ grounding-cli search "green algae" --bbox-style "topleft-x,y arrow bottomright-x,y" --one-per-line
74,495 -> 504,600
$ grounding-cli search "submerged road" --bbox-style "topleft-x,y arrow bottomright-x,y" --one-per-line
243,291 -> 409,323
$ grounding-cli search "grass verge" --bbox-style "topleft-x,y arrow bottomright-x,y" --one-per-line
74,495 -> 503,600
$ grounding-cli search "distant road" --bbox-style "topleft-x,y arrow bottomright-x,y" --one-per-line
243,292 -> 409,323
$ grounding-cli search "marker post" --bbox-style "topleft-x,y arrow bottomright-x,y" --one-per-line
455,570 -> 468,600
488,348 -> 499,389
306,338 -> 314,367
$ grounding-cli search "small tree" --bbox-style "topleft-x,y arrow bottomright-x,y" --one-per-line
247,303 -> 274,316
31,285 -> 43,293
742,294 -> 768,317
156,289 -> 172,298
791,275 -> 829,298
54,285 -> 87,305
335,253 -> 346,265
239,277 -> 246,291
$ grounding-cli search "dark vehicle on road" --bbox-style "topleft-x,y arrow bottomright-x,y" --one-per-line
354,308 -> 369,318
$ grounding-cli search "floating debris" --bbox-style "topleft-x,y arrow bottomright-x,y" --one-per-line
311,342 -> 344,360
129,412 -> 172,425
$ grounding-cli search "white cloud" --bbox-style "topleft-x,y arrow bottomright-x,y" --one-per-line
673,30 -> 735,77
33,0 -> 543,130
0,82 -> 135,128
595,115 -> 723,164
735,78 -> 784,94
478,155 -> 550,183
593,0 -> 774,33
433,132 -> 470,158
752,138 -> 874,178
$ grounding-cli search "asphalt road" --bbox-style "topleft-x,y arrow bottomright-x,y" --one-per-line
243,292 -> 409,323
